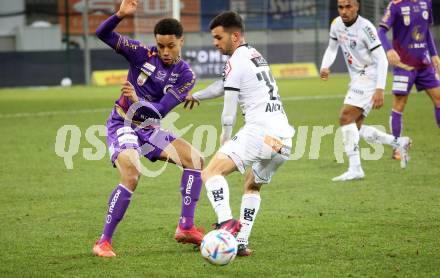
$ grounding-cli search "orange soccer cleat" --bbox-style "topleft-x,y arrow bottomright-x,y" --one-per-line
92,240 -> 116,257
175,225 -> 204,245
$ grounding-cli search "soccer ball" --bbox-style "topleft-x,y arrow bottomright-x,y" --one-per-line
200,229 -> 238,266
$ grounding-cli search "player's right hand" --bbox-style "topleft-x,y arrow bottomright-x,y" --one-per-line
432,55 -> 440,74
184,95 -> 200,110
386,49 -> 401,66
320,68 -> 330,81
121,81 -> 139,103
117,0 -> 138,18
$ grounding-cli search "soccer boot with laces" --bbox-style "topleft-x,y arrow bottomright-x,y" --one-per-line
237,244 -> 253,257
332,167 -> 365,182
398,136 -> 412,169
174,225 -> 204,245
93,240 -> 116,257
214,219 -> 241,236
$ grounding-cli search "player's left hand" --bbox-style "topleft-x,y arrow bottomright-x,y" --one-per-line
432,55 -> 440,74
121,81 -> 139,103
372,89 -> 384,109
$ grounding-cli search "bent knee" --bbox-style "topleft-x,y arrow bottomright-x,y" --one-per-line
182,153 -> 205,170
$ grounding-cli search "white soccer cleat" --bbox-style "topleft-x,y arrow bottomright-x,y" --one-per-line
398,136 -> 412,169
332,168 -> 365,182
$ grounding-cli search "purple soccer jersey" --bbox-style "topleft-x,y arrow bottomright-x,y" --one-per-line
380,0 -> 434,68
379,0 -> 440,94
96,15 -> 196,163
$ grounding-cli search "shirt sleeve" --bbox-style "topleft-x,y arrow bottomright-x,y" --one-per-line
165,68 -> 196,102
329,18 -> 338,41
379,2 -> 396,30
95,14 -> 146,65
362,21 -> 382,51
223,58 -> 242,92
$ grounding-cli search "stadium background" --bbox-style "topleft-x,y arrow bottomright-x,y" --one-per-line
0,0 -> 439,87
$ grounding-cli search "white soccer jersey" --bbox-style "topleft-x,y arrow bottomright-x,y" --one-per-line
223,44 -> 294,138
329,15 -> 383,83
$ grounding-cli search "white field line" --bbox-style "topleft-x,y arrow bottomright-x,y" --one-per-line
0,108 -> 109,119
1,92 -> 392,118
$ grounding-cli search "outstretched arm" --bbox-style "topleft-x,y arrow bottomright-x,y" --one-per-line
184,80 -> 224,109
95,0 -> 138,48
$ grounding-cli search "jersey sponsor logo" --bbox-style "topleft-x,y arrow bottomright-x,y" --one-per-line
420,2 -> 428,9
411,26 -> 425,41
155,70 -> 167,81
116,126 -> 135,136
404,15 -> 411,26
178,80 -> 195,94
168,72 -> 180,84
251,56 -> 269,67
422,10 -> 429,20
401,6 -> 410,14
108,189 -> 122,215
392,81 -> 408,92
363,26 -> 377,43
350,88 -> 364,95
185,175 -> 194,195
382,9 -> 391,23
223,60 -> 232,81
265,102 -> 283,113
394,75 -> 409,82
350,40 -> 357,49
143,62 -> 156,72
184,196 -> 191,205
243,208 -> 256,221
212,188 -> 224,202
137,72 -> 148,86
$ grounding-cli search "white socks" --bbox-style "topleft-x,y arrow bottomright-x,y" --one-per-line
236,193 -> 261,246
341,123 -> 361,171
205,175 -> 232,224
359,125 -> 399,148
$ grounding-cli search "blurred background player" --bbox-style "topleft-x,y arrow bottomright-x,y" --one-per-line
185,11 -> 294,256
320,0 -> 412,182
378,0 -> 440,159
92,0 -> 204,257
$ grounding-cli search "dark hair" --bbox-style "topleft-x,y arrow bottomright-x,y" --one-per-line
209,11 -> 244,33
154,18 -> 183,38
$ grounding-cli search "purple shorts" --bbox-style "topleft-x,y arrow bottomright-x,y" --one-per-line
106,108 -> 176,165
392,66 -> 440,95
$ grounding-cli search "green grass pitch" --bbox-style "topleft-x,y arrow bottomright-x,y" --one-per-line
0,75 -> 439,277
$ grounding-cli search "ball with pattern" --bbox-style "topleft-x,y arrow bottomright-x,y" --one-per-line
200,230 -> 238,266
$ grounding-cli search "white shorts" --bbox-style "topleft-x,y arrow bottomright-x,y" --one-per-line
218,126 -> 293,184
344,77 -> 376,117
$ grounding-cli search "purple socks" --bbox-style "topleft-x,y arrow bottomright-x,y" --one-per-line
178,169 -> 202,229
100,184 -> 132,243
390,110 -> 403,138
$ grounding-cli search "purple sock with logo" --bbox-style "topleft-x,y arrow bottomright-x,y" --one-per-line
435,106 -> 440,128
390,110 -> 403,138
178,169 -> 202,229
100,184 -> 132,243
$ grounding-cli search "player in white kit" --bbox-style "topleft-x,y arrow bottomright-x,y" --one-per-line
185,11 -> 294,256
320,0 -> 412,182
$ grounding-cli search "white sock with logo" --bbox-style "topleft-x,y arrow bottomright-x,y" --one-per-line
205,175 -> 232,224
341,123 -> 361,172
359,125 -> 399,148
236,193 -> 261,246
